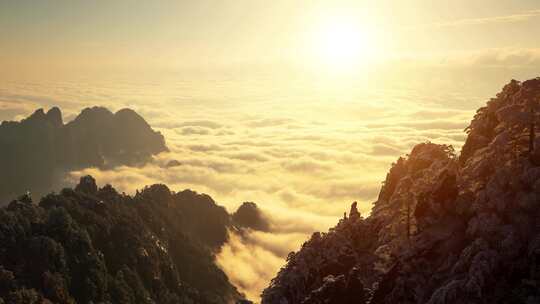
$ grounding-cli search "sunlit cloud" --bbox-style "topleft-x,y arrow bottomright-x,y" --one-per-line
178,126 -> 211,135
216,230 -> 293,302
434,9 -> 540,28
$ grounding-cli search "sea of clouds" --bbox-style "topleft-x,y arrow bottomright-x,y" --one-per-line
0,66 -> 533,301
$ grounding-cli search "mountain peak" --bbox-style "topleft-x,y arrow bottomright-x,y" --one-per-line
45,107 -> 63,127
73,106 -> 114,123
0,105 -> 168,202
25,108 -> 46,122
115,108 -> 143,119
232,202 -> 270,231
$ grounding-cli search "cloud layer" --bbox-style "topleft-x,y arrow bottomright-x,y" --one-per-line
0,68 -> 511,301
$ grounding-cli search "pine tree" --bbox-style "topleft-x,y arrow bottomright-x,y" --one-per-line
496,97 -> 540,155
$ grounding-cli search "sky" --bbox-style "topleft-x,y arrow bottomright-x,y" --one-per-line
2,0 -> 540,75
2,0 -> 540,301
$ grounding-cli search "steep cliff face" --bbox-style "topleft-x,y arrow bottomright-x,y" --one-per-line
0,106 -> 167,202
262,77 -> 540,304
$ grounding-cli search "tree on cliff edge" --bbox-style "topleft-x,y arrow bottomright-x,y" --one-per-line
496,79 -> 540,155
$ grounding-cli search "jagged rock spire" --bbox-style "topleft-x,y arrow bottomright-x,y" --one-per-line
349,201 -> 360,220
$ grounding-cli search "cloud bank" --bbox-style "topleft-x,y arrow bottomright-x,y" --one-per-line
0,68 -> 511,301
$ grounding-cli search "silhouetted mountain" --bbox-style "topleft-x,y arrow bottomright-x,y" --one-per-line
262,77 -> 540,303
0,106 -> 167,203
0,176 -> 247,304
232,202 -> 270,232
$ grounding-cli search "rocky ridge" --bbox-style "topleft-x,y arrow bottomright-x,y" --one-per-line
0,106 -> 168,202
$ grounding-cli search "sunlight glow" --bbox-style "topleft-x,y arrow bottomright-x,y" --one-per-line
309,17 -> 378,71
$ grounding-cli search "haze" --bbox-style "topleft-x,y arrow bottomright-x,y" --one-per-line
2,0 -> 540,301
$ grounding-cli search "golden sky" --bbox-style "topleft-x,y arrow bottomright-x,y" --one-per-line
2,0 -> 540,75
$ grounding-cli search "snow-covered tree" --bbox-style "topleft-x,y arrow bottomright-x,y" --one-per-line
496,95 -> 540,154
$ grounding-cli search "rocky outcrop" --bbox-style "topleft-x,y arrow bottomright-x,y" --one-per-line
232,202 -> 270,232
62,106 -> 168,168
262,77 -> 540,303
0,106 -> 167,203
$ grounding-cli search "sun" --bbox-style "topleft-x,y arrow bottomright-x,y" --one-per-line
310,18 -> 377,70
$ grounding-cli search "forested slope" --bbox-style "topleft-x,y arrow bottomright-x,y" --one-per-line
0,176 -> 248,304
262,78 -> 540,304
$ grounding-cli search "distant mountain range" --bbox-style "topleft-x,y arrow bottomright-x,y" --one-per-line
0,106 -> 167,202
261,78 -> 540,303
